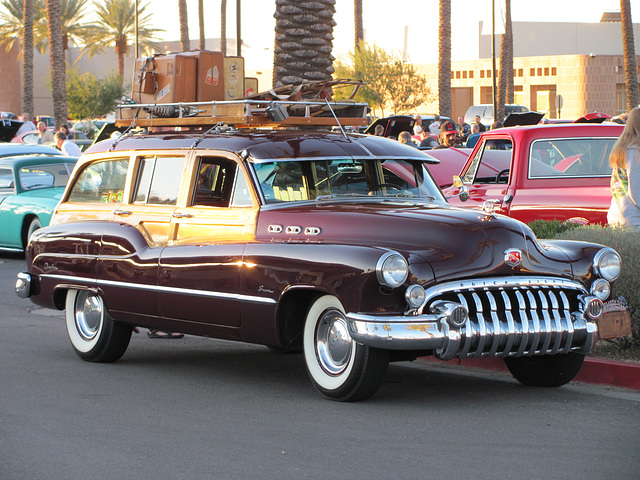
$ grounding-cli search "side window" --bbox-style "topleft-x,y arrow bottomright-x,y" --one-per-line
67,158 -> 129,203
134,156 -> 185,205
230,169 -> 253,207
0,167 -> 15,192
529,138 -> 616,178
193,157 -> 236,207
462,139 -> 513,184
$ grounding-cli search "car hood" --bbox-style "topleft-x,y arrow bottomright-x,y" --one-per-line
256,201 -> 573,282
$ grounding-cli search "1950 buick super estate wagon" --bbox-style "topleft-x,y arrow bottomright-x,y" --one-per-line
15,96 -> 626,401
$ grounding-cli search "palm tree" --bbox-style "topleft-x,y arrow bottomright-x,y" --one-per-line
0,0 -> 45,53
23,0 -> 35,119
80,0 -> 162,81
220,0 -> 226,55
354,0 -> 363,50
45,0 -> 67,128
620,0 -> 639,111
34,0 -> 93,54
438,0 -> 451,118
273,0 -> 336,87
497,0 -> 513,122
198,0 -> 204,50
178,0 -> 189,51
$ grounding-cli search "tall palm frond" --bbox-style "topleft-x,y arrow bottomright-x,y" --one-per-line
33,0 -> 94,53
0,0 -> 46,53
79,0 -> 163,79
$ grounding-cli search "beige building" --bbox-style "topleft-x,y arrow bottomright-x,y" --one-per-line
419,16 -> 640,121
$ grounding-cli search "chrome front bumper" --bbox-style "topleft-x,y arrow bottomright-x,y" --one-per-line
347,311 -> 597,361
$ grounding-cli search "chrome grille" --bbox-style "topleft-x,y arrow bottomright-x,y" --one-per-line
423,277 -> 590,358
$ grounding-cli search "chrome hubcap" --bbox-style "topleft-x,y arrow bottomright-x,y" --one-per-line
74,291 -> 103,341
315,308 -> 353,375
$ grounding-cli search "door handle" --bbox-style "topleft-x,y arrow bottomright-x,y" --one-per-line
113,210 -> 132,216
172,213 -> 194,218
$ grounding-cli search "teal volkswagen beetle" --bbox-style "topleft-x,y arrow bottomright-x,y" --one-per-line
0,149 -> 77,251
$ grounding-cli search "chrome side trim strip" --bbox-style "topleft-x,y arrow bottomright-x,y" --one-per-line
40,274 -> 277,305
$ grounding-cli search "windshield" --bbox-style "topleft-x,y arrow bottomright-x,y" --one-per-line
252,158 -> 445,205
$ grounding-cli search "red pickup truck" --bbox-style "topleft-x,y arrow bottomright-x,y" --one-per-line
440,123 -> 624,224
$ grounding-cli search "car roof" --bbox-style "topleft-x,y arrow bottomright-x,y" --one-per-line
0,155 -> 77,168
0,143 -> 62,157
85,129 -> 435,162
479,123 -> 624,139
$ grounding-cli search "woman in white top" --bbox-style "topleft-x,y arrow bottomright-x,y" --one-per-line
608,106 -> 640,229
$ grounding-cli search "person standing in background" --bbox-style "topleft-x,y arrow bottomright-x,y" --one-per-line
15,113 -> 36,137
37,122 -> 54,144
608,106 -> 640,229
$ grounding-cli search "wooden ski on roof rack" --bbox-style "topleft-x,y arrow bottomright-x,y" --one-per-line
115,79 -> 369,129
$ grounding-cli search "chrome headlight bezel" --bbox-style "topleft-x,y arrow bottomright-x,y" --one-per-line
593,248 -> 621,282
405,284 -> 426,308
376,251 -> 409,288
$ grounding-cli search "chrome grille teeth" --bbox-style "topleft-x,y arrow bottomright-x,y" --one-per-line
435,285 -> 583,358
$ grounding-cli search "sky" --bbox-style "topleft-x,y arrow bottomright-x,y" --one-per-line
141,0 -> 640,71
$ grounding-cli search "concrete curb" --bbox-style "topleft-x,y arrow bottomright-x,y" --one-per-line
421,356 -> 640,391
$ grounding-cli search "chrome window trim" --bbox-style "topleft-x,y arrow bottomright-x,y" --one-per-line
42,273 -> 277,305
527,136 -> 619,180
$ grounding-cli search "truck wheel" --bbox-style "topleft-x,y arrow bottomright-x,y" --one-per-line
65,289 -> 132,363
303,295 -> 388,401
504,352 -> 585,387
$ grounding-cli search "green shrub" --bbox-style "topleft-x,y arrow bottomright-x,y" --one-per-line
554,224 -> 640,350
527,219 -> 581,239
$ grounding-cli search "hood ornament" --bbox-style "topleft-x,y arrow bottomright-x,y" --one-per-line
504,248 -> 523,267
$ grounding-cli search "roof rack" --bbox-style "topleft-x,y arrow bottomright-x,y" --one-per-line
115,79 -> 369,129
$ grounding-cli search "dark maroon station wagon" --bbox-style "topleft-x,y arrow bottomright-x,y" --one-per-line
15,99 -> 627,401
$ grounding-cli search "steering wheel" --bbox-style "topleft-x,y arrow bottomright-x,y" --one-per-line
495,169 -> 510,183
367,183 -> 402,193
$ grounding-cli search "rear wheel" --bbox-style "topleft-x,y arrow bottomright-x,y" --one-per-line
504,352 -> 585,387
303,295 -> 388,401
65,289 -> 132,363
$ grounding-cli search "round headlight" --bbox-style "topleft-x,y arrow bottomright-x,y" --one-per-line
590,278 -> 611,300
405,284 -> 426,308
594,248 -> 621,281
376,252 -> 409,288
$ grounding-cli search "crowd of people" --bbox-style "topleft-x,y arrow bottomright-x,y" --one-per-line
11,112 -> 81,157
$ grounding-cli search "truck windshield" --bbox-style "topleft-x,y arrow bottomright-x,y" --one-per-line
253,158 -> 445,204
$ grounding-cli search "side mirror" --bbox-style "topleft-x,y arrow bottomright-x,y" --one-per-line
449,175 -> 469,202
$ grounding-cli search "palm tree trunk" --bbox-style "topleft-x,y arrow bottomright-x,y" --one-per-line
22,0 -> 35,119
198,0 -> 205,50
438,0 -> 451,118
497,0 -> 513,122
179,0 -> 190,51
45,0 -> 67,129
621,0 -> 639,111
354,0 -> 363,50
273,0 -> 337,87
221,0 -> 227,55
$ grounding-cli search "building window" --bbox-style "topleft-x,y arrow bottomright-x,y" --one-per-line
616,83 -> 626,114
551,67 -> 557,76
537,68 -> 543,76
519,68 -> 524,77
480,70 -> 485,78
544,67 -> 550,76
469,70 -> 474,79
463,71 -> 467,79
530,68 -> 535,76
456,71 -> 461,79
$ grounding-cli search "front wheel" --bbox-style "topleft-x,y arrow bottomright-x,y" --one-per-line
65,289 -> 132,363
504,352 -> 585,387
303,295 -> 388,401
24,217 -> 41,248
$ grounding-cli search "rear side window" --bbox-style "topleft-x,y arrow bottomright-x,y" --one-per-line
0,167 -> 14,191
67,158 -> 129,203
134,156 -> 185,205
528,138 -> 616,178
193,157 -> 237,207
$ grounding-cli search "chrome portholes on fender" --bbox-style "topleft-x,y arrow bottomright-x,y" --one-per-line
64,289 -> 133,363
303,295 -> 389,401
